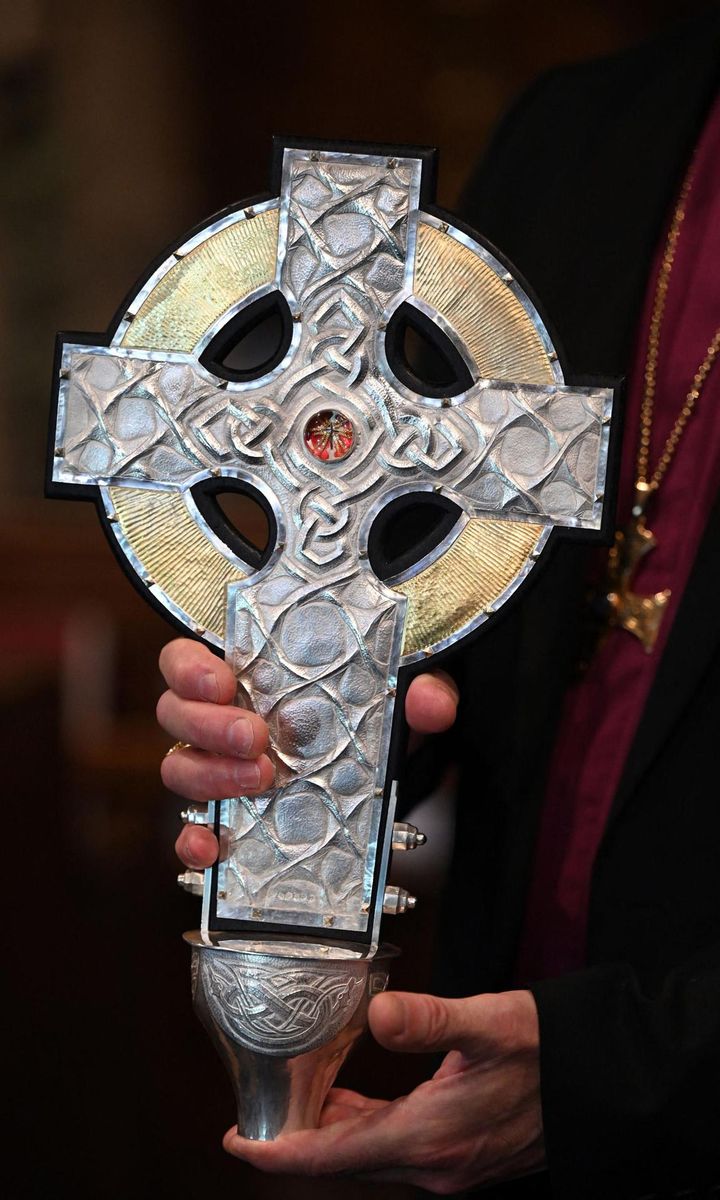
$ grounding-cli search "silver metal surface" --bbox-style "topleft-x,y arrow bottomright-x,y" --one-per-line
186,932 -> 395,1139
180,805 -> 209,825
178,870 -> 205,896
52,147 -> 615,941
382,886 -> 416,914
391,821 -> 426,850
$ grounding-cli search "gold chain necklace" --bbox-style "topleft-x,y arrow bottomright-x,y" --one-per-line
604,166 -> 720,653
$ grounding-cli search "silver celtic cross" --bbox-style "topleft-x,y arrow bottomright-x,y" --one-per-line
51,144 -> 614,945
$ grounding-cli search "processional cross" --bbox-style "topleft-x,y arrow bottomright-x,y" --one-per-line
50,142 -> 616,1136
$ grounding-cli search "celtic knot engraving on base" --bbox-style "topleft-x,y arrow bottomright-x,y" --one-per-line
198,949 -> 367,1057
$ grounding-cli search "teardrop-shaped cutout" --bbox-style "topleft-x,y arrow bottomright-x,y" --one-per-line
192,478 -> 275,569
384,303 -> 474,398
200,291 -> 293,382
368,492 -> 463,581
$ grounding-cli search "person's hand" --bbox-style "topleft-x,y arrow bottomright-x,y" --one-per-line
157,637 -> 459,871
223,987 -> 545,1193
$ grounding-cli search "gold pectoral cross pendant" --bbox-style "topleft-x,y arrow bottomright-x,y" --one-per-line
604,482 -> 671,653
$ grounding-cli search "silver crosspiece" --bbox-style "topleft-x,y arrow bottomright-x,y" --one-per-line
52,147 -> 614,941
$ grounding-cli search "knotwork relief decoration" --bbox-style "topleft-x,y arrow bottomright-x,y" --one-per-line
197,948 -> 371,1057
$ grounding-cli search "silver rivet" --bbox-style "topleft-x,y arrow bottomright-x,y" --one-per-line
244,206 -> 256,219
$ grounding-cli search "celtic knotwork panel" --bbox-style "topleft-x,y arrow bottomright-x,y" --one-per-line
198,949 -> 367,1056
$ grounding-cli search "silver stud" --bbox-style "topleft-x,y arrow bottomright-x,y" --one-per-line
382,886 -> 417,915
391,822 -> 427,851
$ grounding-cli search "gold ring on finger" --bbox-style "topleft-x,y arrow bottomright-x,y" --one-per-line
165,740 -> 193,758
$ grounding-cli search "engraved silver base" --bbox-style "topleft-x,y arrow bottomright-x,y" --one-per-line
185,932 -> 397,1140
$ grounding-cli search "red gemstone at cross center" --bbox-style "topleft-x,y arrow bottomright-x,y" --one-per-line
304,409 -> 355,462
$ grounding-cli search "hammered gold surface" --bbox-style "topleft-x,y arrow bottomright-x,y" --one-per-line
124,208 -> 278,353
114,210 -> 275,639
108,486 -> 246,639
398,519 -> 543,655
415,223 -> 555,386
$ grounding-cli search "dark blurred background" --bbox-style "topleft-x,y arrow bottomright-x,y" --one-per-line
3,2 -> 713,1196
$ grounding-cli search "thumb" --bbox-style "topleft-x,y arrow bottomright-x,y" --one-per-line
369,989 -> 497,1056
